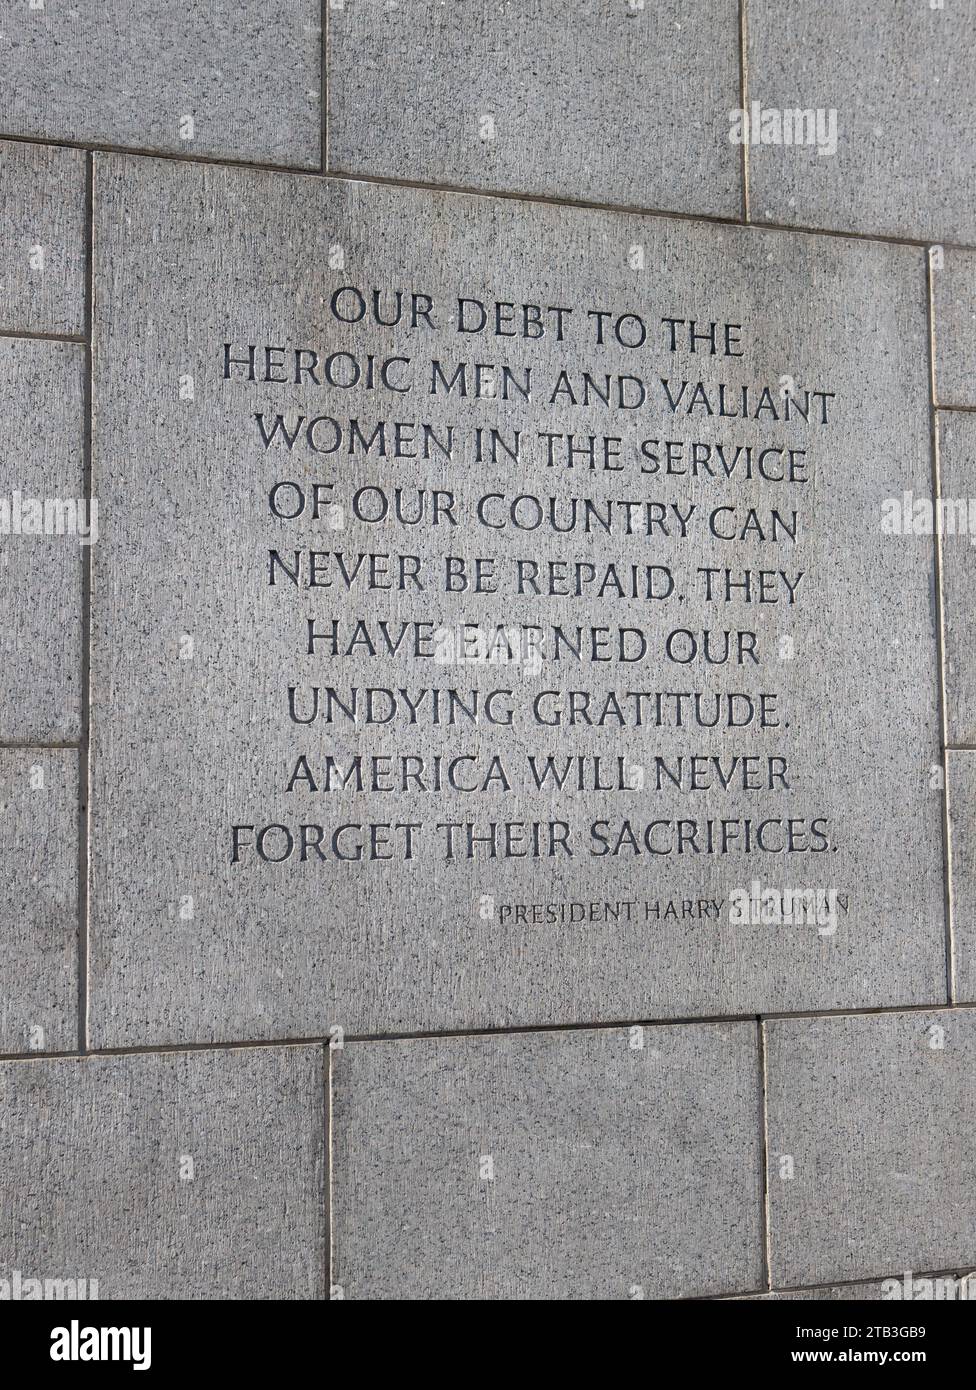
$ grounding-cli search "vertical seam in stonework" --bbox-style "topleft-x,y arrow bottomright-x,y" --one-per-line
926,251 -> 955,1004
77,150 -> 95,1053
326,1043 -> 335,1297
320,0 -> 329,174
738,0 -> 750,222
758,1019 -> 772,1289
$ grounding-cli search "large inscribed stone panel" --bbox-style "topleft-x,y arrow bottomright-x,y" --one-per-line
90,155 -> 943,1046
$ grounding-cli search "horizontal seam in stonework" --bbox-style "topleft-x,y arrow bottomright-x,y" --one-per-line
0,130 -> 970,253
935,403 -> 976,413
207,160 -> 974,254
0,129 -> 317,175
3,999 -> 976,1063
704,1265 -> 976,1301
0,741 -> 81,750
0,328 -> 85,345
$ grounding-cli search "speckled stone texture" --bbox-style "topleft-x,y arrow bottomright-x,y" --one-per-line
0,749 -> 77,1055
0,140 -> 86,336
88,155 -> 944,1047
331,1023 -> 762,1300
0,0 -> 320,166
747,0 -> 976,242
0,337 -> 85,742
765,1012 -> 976,1288
937,411 -> 976,745
0,1046 -> 326,1299
327,0 -> 741,217
948,752 -> 976,1003
933,251 -> 976,407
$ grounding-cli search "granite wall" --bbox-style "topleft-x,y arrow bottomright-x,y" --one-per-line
1,0 -> 974,1301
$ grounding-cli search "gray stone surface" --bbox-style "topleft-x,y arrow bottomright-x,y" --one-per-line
948,752 -> 976,1003
0,140 -> 86,336
0,1045 -> 326,1299
747,0 -> 976,242
331,1022 -> 762,1300
0,749 -> 77,1056
933,251 -> 976,407
937,411 -> 976,746
766,1011 -> 976,1288
0,1 -> 320,167
327,0 -> 741,218
90,154 -> 944,1048
0,337 -> 85,742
